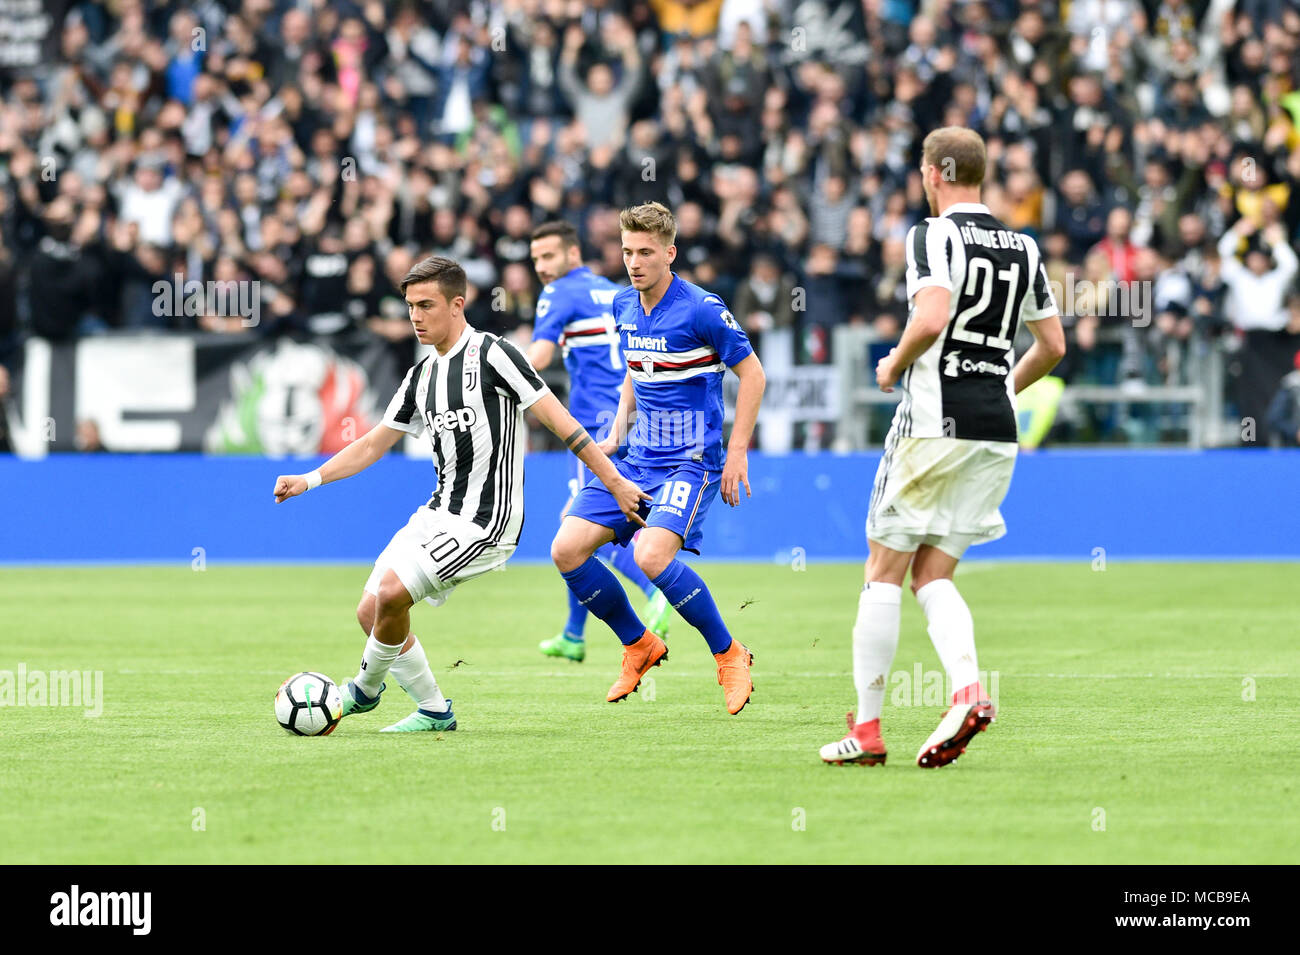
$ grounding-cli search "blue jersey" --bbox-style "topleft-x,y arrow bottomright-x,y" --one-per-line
614,274 -> 754,471
532,267 -> 623,434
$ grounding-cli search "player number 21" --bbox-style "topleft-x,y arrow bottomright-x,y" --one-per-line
952,259 -> 1018,350
655,481 -> 693,509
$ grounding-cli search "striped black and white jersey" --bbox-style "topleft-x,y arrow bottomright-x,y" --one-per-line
382,327 -> 549,545
895,202 -> 1059,442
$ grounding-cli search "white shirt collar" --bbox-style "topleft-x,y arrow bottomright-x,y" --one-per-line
941,202 -> 990,218
435,324 -> 473,359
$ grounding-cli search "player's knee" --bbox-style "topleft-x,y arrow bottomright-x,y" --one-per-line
550,533 -> 584,573
633,536 -> 672,578
375,575 -> 412,615
355,597 -> 375,634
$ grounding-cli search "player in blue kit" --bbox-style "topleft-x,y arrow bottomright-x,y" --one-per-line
526,222 -> 672,663
549,202 -> 767,714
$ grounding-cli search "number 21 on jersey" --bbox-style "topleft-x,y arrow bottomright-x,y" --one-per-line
953,259 -> 1019,350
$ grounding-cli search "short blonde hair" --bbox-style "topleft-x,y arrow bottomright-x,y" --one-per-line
619,201 -> 677,246
922,127 -> 987,188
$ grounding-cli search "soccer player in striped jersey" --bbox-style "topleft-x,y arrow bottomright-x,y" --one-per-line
819,127 -> 1066,767
273,256 -> 649,733
551,202 -> 767,714
526,221 -> 671,663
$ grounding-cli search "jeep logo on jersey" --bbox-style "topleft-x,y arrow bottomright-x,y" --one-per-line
428,407 -> 478,434
944,350 -> 1009,378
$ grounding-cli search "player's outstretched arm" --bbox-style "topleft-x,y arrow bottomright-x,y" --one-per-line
1013,314 -> 1067,395
722,352 -> 766,506
272,423 -> 406,503
528,391 -> 651,526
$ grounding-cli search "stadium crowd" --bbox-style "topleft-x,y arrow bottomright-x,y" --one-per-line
1,0 -> 1299,446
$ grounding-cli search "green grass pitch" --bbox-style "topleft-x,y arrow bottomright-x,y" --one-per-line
2,561 -> 1296,864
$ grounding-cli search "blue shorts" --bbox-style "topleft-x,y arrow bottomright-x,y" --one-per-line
567,458 -> 720,554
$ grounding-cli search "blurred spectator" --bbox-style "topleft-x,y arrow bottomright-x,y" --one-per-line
1266,299 -> 1300,446
1218,219 -> 1300,443
115,154 -> 182,246
1055,170 -> 1108,262
801,243 -> 849,363
75,419 -> 105,453
1091,208 -> 1140,285
342,254 -> 383,335
809,174 -> 854,248
557,19 -> 642,150
733,254 -> 796,353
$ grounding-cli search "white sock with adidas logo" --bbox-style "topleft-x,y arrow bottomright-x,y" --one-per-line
853,582 -> 901,725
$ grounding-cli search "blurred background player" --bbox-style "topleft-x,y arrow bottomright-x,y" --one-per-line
550,202 -> 767,714
526,221 -> 671,662
819,128 -> 1067,767
273,256 -> 648,733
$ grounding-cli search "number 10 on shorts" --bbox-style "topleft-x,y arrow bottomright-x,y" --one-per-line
655,481 -> 693,509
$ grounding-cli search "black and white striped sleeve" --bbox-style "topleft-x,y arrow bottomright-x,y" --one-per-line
484,337 -> 550,410
381,359 -> 426,436
905,219 -> 956,298
1021,236 -> 1060,322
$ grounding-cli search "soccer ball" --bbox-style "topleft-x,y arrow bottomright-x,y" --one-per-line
274,672 -> 343,736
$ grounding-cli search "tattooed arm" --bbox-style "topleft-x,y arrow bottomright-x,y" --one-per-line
528,392 -> 651,526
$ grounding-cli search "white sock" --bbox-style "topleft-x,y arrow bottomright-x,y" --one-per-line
915,579 -> 979,693
853,581 -> 901,724
354,633 -> 402,697
388,636 -> 449,714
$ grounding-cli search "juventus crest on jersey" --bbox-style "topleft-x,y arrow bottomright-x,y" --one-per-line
382,327 -> 549,545
897,202 -> 1059,442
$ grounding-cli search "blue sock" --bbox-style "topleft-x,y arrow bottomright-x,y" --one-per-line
563,588 -> 587,641
560,557 -> 646,646
651,560 -> 733,654
604,543 -> 656,597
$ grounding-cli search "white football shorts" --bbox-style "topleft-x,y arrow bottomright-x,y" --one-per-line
365,507 -> 515,606
866,435 -> 1017,559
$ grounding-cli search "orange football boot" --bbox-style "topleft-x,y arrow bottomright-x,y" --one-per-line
606,631 -> 668,702
714,639 -> 754,714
